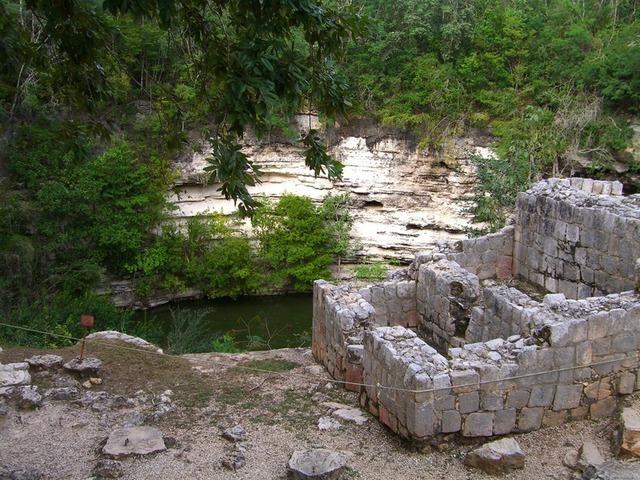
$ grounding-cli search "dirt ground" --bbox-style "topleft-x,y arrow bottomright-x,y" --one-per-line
1,339 -> 638,479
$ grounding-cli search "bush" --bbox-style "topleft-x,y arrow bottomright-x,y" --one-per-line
253,194 -> 352,291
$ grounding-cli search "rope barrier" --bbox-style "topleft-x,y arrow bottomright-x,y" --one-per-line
0,321 -> 638,395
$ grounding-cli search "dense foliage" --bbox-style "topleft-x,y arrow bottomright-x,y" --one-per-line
344,0 -> 639,226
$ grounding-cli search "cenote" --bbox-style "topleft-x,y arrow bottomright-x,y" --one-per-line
132,294 -> 312,353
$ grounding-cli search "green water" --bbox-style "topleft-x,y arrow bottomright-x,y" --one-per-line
132,294 -> 312,352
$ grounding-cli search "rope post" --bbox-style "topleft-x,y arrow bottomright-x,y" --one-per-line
79,314 -> 94,360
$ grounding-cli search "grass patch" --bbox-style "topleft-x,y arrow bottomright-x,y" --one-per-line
239,358 -> 300,373
353,263 -> 388,280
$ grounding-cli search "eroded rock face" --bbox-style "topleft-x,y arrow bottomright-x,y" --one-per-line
171,116 -> 481,261
102,427 -> 166,458
287,449 -> 349,480
463,438 -> 525,474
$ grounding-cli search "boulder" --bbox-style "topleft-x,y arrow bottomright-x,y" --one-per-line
287,449 -> 349,480
0,363 -> 31,387
102,427 -> 166,458
92,460 -> 123,479
17,386 -> 42,410
63,357 -> 102,376
463,438 -> 525,474
222,425 -> 247,442
84,331 -> 163,354
25,355 -> 64,370
618,408 -> 640,458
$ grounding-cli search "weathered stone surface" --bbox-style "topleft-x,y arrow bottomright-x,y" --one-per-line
323,402 -> 368,425
463,438 -> 525,474
0,363 -> 31,387
63,357 -> 102,375
318,416 -> 342,431
102,427 -> 166,458
590,397 -> 617,419
44,387 -> 79,401
0,465 -> 43,480
222,425 -> 247,442
618,408 -> 640,457
287,449 -> 349,480
577,441 -> 604,472
85,331 -> 163,354
25,355 -> 64,370
582,461 -> 640,479
92,460 -> 123,479
463,412 -> 493,437
17,386 -> 42,409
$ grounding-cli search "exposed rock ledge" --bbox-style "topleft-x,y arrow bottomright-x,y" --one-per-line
171,115 -> 488,260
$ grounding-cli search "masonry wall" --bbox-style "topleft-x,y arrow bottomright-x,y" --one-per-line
513,178 -> 640,298
360,292 -> 640,442
358,280 -> 418,328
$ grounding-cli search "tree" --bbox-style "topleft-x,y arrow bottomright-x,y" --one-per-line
2,0 -> 363,214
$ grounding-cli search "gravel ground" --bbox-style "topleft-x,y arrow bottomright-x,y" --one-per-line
1,343 -> 638,479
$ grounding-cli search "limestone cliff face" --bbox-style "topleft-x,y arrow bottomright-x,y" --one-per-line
170,115 -> 489,260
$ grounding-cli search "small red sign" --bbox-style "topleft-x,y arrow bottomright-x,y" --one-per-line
80,314 -> 94,329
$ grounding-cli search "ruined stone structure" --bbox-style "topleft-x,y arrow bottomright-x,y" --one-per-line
312,178 -> 640,442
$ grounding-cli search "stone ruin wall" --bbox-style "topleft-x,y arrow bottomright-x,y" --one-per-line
312,178 -> 640,442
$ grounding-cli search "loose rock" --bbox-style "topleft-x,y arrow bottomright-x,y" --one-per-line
0,363 -> 31,387
44,387 -> 79,401
287,449 -> 349,480
92,460 -> 123,479
17,386 -> 42,410
318,416 -> 342,431
222,425 -> 247,442
463,438 -> 525,475
63,357 -> 102,376
221,451 -> 247,471
102,426 -> 166,458
577,441 -> 604,471
618,407 -> 640,458
85,331 -> 163,354
25,354 -> 64,370
582,461 -> 640,479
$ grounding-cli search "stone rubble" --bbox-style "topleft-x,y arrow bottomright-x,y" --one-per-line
24,355 -> 64,370
222,425 -> 247,442
0,363 -> 31,388
102,426 -> 166,458
92,459 -> 124,479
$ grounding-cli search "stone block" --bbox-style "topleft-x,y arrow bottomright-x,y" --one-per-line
406,403 -> 435,438
617,372 -> 636,395
529,385 -> 556,407
459,392 -> 480,414
553,384 -> 583,410
493,409 -> 516,435
441,410 -> 461,433
576,341 -> 593,366
543,409 -> 567,427
590,397 -> 617,419
451,370 -> 479,393
481,391 -> 504,411
506,389 -> 530,409
462,412 -> 494,437
517,407 -> 543,432
571,405 -> 589,420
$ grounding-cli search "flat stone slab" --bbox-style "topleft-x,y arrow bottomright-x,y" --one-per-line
463,437 -> 525,474
103,427 -> 166,458
288,449 -> 349,480
0,363 -> 31,387
318,416 -> 342,431
322,402 -> 368,426
63,358 -> 102,376
25,355 -> 64,370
